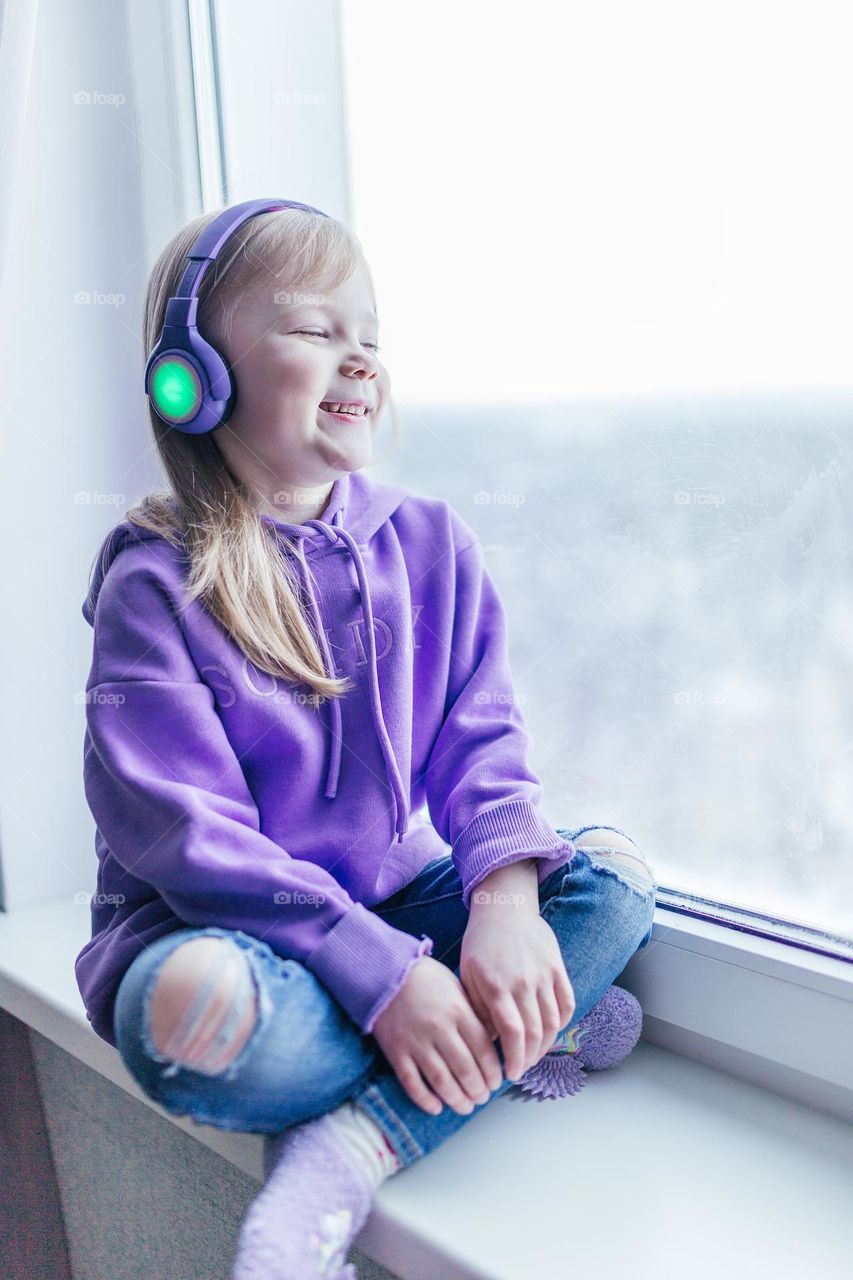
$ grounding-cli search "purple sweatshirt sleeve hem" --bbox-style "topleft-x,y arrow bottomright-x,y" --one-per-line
454,799 -> 575,910
303,901 -> 434,1034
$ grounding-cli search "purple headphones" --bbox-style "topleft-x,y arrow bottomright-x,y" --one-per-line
144,197 -> 329,435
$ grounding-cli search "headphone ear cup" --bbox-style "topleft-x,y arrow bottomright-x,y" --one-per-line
144,346 -> 203,430
188,331 -> 235,432
217,355 -> 237,425
146,331 -> 235,434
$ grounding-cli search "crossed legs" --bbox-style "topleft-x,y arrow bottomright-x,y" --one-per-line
146,829 -> 653,1078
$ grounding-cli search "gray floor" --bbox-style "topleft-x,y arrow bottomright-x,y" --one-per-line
27,1025 -> 401,1280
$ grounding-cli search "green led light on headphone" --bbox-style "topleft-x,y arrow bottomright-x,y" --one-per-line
149,355 -> 203,424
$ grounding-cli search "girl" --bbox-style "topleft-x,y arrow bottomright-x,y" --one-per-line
76,199 -> 658,1280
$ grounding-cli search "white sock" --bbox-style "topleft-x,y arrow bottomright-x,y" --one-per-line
323,1099 -> 402,1191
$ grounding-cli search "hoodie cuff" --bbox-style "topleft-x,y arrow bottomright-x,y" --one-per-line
453,799 -> 575,910
303,902 -> 434,1035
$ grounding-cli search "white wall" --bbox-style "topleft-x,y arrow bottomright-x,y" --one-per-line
0,0 -> 201,911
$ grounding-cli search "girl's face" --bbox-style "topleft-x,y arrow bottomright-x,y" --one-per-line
215,258 -> 388,502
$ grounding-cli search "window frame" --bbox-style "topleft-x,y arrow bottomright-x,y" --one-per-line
621,900 -> 853,1121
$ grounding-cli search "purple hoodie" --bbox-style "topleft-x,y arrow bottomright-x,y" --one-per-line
76,469 -> 575,1048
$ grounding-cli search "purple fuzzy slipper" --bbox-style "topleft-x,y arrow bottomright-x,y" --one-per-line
514,984 -> 642,1100
230,1112 -> 375,1279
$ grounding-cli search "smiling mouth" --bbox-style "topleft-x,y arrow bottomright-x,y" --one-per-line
318,402 -> 371,419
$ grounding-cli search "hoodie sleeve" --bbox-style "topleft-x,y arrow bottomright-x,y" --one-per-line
84,543 -> 432,1035
424,529 -> 574,910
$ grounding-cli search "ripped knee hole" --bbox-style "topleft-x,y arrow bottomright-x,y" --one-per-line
572,829 -> 655,887
148,937 -> 259,1074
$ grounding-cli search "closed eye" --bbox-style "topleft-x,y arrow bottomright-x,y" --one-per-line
294,329 -> 380,352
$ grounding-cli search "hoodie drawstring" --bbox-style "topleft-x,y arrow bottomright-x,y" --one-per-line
276,510 -> 410,844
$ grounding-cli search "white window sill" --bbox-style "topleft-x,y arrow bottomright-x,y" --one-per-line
624,894 -> 853,1124
2,897 -> 852,1280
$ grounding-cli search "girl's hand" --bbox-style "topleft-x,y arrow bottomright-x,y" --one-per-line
371,955 -> 505,1116
460,883 -> 576,1081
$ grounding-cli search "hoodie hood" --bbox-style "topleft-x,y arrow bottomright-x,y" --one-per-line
82,469 -> 413,839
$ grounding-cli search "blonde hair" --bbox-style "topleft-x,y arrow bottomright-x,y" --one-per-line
125,206 -> 401,705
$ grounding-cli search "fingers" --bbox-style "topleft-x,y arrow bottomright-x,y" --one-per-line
458,1010 -> 503,1094
513,988 -> 544,1077
556,969 -> 576,1028
395,1031 -> 498,1117
489,997 -> 529,1081
395,1053 -> 445,1116
390,973 -> 577,1114
492,984 -> 571,1078
465,989 -> 497,1040
417,1046 -> 486,1115
536,988 -> 563,1058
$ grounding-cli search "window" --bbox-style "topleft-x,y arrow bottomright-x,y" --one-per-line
80,0 -> 849,963
337,0 -> 853,946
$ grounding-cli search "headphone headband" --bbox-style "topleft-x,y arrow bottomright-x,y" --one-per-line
144,197 -> 330,434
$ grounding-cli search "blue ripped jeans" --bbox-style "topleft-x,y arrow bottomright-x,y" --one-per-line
113,826 -> 656,1168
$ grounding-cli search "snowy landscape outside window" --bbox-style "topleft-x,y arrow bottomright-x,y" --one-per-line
337,0 -> 853,943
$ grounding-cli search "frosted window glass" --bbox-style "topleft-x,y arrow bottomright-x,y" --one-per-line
339,1 -> 853,940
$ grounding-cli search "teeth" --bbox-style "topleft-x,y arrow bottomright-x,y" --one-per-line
320,402 -> 368,416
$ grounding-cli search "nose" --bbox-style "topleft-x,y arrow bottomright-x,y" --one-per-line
340,356 -> 378,382
339,341 -> 379,378
340,350 -> 376,373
